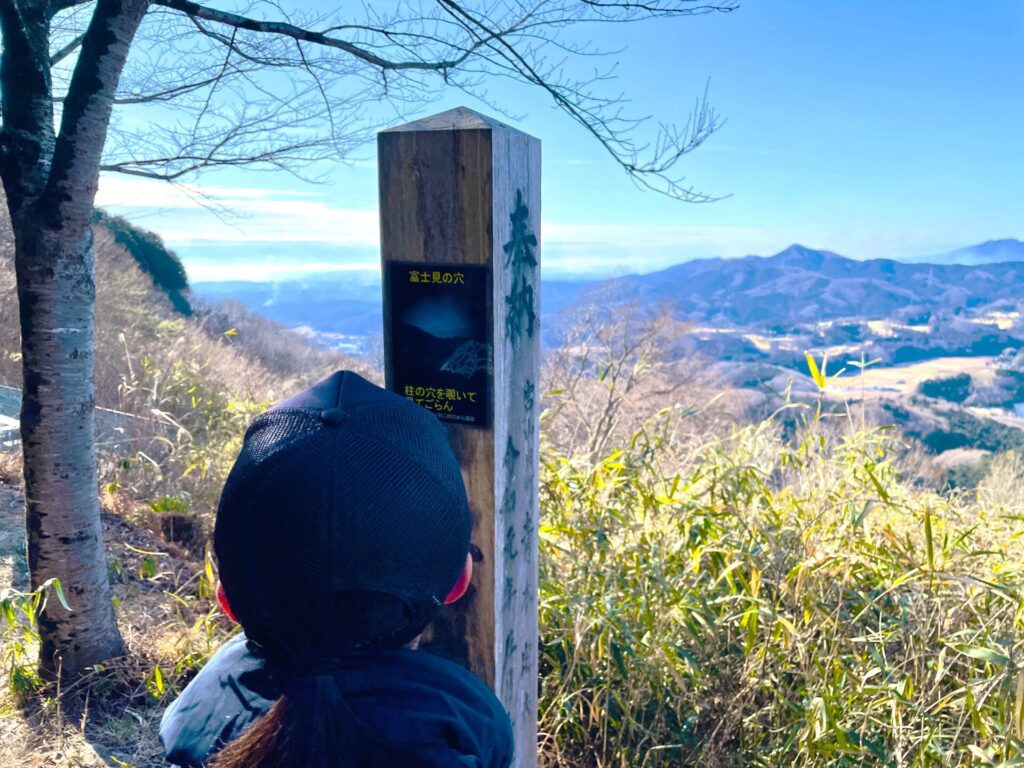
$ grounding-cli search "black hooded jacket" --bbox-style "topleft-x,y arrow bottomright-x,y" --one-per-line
160,634 -> 514,768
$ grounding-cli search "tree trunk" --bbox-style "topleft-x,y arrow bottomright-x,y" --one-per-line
1,0 -> 150,678
14,221 -> 123,675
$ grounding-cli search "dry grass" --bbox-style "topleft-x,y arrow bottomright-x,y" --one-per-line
0,483 -> 232,768
541,303 -> 749,467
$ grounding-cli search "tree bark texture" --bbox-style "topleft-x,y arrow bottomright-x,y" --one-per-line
14,222 -> 125,675
1,0 -> 150,677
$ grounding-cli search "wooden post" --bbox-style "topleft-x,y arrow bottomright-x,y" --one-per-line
379,107 -> 540,767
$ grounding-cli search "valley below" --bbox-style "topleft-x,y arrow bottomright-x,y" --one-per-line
194,239 -> 1024,487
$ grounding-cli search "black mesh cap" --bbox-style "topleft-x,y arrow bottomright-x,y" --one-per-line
214,371 -> 472,662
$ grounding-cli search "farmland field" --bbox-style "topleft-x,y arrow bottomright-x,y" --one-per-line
826,355 -> 998,397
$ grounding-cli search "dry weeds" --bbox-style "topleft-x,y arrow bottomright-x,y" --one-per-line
1,473 -> 229,768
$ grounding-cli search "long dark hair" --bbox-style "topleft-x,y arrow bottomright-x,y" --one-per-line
209,672 -> 428,768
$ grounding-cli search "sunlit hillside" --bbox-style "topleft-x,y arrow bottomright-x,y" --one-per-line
1,208 -> 1023,766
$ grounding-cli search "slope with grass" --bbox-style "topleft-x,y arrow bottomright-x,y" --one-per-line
0,209 -> 1022,767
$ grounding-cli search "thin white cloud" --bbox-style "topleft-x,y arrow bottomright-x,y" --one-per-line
107,174 -> 985,282
544,222 -> 787,258
188,260 -> 380,282
96,174 -> 379,246
97,174 -> 787,269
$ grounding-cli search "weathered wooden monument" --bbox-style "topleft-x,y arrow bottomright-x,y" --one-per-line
379,107 -> 541,767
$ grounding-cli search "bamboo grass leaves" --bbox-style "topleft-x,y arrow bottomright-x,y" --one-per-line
538,411 -> 1024,767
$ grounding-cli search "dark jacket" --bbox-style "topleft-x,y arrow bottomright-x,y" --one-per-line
160,634 -> 514,768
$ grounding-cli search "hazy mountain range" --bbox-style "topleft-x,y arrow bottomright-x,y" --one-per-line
193,239 -> 1024,343
916,239 -> 1024,266
560,243 -> 1024,327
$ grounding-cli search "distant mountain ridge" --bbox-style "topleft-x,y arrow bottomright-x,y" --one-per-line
567,243 -> 1024,327
193,240 -> 1024,345
921,239 -> 1024,266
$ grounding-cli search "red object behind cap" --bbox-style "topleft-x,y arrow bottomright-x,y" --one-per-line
443,553 -> 473,605
217,582 -> 239,623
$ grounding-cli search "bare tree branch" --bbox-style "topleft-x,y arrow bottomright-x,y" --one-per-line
579,0 -> 737,14
151,0 -> 489,71
434,1 -> 725,201
48,0 -> 96,15
0,0 -> 57,215
54,70 -> 246,104
42,0 -> 732,200
50,30 -> 86,65
43,0 -> 149,223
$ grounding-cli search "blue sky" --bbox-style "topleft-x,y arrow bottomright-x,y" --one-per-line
96,1 -> 1024,282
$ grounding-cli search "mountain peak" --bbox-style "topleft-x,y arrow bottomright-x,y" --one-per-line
769,244 -> 844,269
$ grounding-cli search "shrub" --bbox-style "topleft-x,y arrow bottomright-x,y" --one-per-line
919,373 -> 972,404
1,579 -> 69,695
538,409 -> 1024,767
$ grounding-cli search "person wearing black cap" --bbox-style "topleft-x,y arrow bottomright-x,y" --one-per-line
159,371 -> 514,768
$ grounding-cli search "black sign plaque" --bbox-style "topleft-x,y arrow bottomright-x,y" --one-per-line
386,261 -> 492,428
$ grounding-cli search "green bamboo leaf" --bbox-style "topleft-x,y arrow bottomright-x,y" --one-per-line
967,744 -> 994,764
610,641 -> 629,677
205,552 -> 216,589
953,643 -> 1009,666
825,365 -> 847,383
38,577 -> 72,612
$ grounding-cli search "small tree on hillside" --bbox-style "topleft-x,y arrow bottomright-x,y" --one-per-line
918,374 -> 972,405
544,300 -> 691,459
0,0 -> 734,678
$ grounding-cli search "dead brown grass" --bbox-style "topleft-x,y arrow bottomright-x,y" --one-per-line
0,490 -> 233,768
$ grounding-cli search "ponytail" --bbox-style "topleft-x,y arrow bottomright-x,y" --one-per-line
208,673 -> 426,768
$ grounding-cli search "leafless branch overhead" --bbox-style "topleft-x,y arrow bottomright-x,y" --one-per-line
41,0 -> 732,201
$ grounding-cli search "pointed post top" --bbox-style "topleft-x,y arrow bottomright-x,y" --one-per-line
382,106 -> 529,136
